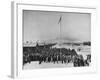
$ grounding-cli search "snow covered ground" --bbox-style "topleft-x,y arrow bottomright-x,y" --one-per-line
23,61 -> 73,70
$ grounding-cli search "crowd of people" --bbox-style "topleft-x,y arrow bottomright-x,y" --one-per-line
23,43 -> 91,67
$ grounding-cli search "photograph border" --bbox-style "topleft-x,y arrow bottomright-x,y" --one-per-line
11,1 -> 97,78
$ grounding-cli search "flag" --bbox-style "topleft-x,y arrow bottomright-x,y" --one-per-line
58,16 -> 62,24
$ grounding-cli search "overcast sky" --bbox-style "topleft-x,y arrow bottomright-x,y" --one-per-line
23,10 -> 91,42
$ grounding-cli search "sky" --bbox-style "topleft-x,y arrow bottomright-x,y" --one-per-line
23,10 -> 91,43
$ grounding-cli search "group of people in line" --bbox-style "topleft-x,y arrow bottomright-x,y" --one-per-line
23,45 -> 91,67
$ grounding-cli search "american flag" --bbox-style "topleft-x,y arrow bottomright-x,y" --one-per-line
58,16 -> 62,24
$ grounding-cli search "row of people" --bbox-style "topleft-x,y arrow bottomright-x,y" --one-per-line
23,47 -> 91,67
23,54 -> 91,67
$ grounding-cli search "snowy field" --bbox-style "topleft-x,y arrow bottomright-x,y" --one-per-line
23,61 -> 73,69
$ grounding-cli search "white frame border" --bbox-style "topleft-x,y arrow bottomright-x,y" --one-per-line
11,1 -> 97,78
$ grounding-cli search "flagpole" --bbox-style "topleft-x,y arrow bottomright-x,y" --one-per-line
60,15 -> 62,43
58,15 -> 62,54
60,15 -> 62,54
58,15 -> 62,44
